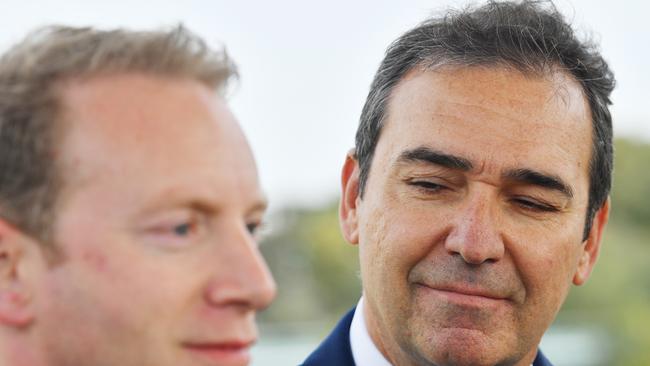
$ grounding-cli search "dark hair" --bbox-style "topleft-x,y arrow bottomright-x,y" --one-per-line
355,0 -> 615,239
0,25 -> 237,241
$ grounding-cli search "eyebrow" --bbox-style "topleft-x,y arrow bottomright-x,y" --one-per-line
397,147 -> 473,171
503,168 -> 574,199
396,146 -> 573,199
248,198 -> 269,215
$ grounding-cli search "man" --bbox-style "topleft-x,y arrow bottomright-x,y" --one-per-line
0,26 -> 276,365
303,1 -> 614,366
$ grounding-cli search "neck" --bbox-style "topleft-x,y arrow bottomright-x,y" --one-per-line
362,298 -> 405,365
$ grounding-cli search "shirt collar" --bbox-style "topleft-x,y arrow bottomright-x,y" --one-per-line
349,297 -> 392,366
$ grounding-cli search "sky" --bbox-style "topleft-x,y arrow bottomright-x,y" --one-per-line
2,0 -> 648,210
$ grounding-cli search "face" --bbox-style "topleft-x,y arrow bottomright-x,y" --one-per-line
29,74 -> 276,366
340,67 -> 609,366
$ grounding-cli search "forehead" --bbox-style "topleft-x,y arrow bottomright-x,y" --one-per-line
54,74 -> 261,210
377,66 -> 592,181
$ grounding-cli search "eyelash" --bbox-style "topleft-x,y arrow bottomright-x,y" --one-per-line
409,180 -> 447,192
511,197 -> 558,212
409,180 -> 558,213
172,220 -> 263,236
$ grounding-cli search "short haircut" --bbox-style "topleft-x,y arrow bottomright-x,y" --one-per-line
355,0 -> 615,239
0,25 -> 237,241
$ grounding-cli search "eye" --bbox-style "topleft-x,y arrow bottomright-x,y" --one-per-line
246,222 -> 259,235
247,220 -> 268,236
512,197 -> 558,212
172,222 -> 197,236
141,212 -> 208,250
408,180 -> 447,192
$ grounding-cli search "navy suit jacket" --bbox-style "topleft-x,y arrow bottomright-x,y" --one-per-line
301,307 -> 553,366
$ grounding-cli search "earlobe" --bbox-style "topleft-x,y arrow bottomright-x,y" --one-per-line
573,198 -> 610,286
339,151 -> 361,245
0,220 -> 35,328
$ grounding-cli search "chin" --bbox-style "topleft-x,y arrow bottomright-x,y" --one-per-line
412,328 -> 521,366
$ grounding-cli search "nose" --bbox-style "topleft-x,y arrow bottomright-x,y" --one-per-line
204,221 -> 277,310
444,192 -> 505,265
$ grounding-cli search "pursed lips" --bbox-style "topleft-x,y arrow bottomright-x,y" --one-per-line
415,282 -> 512,307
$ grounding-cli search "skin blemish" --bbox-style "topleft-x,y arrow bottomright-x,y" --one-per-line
81,250 -> 108,272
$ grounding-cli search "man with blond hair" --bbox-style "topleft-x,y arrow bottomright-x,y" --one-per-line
0,25 -> 275,366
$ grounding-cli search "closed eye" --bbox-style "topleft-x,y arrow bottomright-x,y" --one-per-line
408,180 -> 447,192
512,197 -> 558,212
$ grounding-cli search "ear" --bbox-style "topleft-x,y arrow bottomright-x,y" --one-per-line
339,151 -> 361,245
573,198 -> 610,286
0,220 -> 36,328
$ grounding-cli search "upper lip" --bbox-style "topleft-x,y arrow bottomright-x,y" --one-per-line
417,282 -> 508,300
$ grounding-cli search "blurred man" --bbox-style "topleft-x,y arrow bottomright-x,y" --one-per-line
303,1 -> 614,365
0,26 -> 275,366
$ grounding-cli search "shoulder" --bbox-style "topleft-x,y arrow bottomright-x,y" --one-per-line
301,307 -> 356,366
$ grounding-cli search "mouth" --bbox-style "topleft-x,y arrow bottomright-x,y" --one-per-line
415,283 -> 510,307
182,340 -> 254,366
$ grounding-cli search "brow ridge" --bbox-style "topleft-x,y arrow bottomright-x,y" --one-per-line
503,168 -> 574,199
397,147 -> 473,171
396,147 -> 574,199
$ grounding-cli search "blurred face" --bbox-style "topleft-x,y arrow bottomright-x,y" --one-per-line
30,74 -> 276,366
340,67 -> 608,366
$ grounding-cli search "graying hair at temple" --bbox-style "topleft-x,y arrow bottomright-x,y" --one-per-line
354,0 -> 615,240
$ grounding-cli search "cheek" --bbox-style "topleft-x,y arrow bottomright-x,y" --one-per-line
81,248 -> 109,272
508,210 -> 585,285
43,248 -> 166,328
514,240 -> 580,316
358,201 -> 435,293
36,271 -> 124,358
69,235 -> 197,304
42,263 -> 131,323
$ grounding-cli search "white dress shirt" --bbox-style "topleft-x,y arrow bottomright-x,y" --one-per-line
349,297 -> 392,366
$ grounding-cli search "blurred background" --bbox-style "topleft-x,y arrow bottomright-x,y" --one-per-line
2,0 -> 648,365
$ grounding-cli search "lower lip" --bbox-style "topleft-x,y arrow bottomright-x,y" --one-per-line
184,344 -> 251,366
416,284 -> 507,308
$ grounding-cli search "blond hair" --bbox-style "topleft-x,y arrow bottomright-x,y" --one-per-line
0,24 -> 237,240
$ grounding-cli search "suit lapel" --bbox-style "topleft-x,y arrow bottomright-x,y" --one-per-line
533,350 -> 554,366
301,307 -> 356,366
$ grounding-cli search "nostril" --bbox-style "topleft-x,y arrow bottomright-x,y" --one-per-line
446,228 -> 504,265
459,249 -> 490,265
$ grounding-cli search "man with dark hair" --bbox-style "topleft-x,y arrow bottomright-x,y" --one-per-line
0,25 -> 275,366
303,1 -> 614,365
